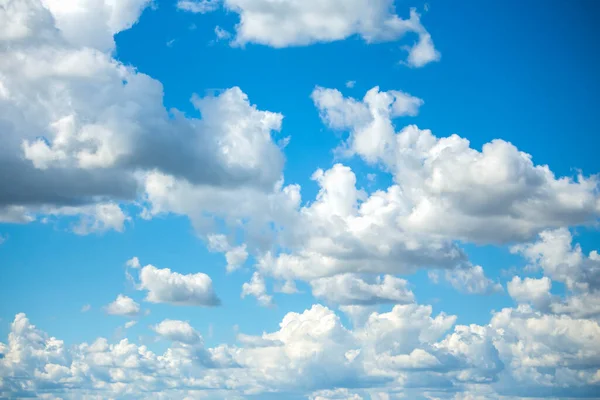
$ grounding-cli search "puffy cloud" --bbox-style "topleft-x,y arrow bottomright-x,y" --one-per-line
39,0 -> 152,52
104,294 -> 140,316
126,256 -> 141,269
216,1 -> 439,66
403,31 -> 440,68
511,229 -> 600,320
241,272 -> 272,307
0,0 -> 286,234
138,264 -> 221,307
256,163 -> 467,282
153,319 -> 202,345
550,291 -> 600,320
313,87 -> 600,244
207,234 -> 248,273
512,228 -> 600,293
490,305 -> 600,397
507,276 -> 552,310
3,299 -> 600,399
310,274 -> 415,305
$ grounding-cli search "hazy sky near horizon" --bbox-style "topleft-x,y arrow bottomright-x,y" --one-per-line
1,0 -> 600,399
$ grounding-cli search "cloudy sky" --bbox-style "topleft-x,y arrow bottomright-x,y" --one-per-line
1,0 -> 600,399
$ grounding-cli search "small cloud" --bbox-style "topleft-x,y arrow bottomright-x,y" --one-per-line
126,257 -> 141,269
428,270 -> 440,284
125,320 -> 138,329
166,39 -> 176,47
275,280 -> 300,294
215,26 -> 232,41
105,294 -> 141,317
0,234 -> 6,245
424,3 -> 430,12
81,304 -> 91,313
345,80 -> 356,88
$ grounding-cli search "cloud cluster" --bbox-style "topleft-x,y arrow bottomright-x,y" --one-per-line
3,293 -> 600,399
2,1 -> 600,399
312,87 -> 600,244
0,0 -> 286,232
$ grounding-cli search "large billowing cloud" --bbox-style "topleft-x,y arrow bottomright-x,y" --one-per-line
312,86 -> 600,244
0,0 -> 286,231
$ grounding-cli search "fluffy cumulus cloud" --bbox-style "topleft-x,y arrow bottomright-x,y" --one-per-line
207,234 -> 248,273
104,294 -> 141,316
137,263 -> 221,307
0,0 -> 286,232
153,319 -> 202,345
512,228 -> 600,319
177,0 -> 439,67
4,295 -> 599,399
255,163 -> 468,283
241,272 -> 272,307
312,86 -> 600,244
507,276 -> 553,309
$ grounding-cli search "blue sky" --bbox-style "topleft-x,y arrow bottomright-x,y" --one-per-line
1,1 -> 600,399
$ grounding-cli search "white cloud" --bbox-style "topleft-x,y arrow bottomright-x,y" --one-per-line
403,32 -> 440,68
81,304 -> 91,313
124,320 -> 137,329
275,280 -> 300,294
3,297 -> 600,399
507,276 -> 552,309
345,80 -> 356,89
512,228 -> 600,292
310,274 -> 414,305
177,0 -> 220,14
40,0 -> 152,52
207,234 -> 248,272
153,319 -> 202,344
511,229 -> 600,320
126,256 -> 141,269
313,87 -> 600,244
241,272 -> 272,307
138,264 -> 221,307
214,25 -> 232,41
256,163 -> 467,282
104,294 -> 140,316
0,0 -> 287,234
216,1 -> 439,67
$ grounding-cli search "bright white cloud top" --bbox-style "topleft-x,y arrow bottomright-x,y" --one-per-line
0,0 -> 599,399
